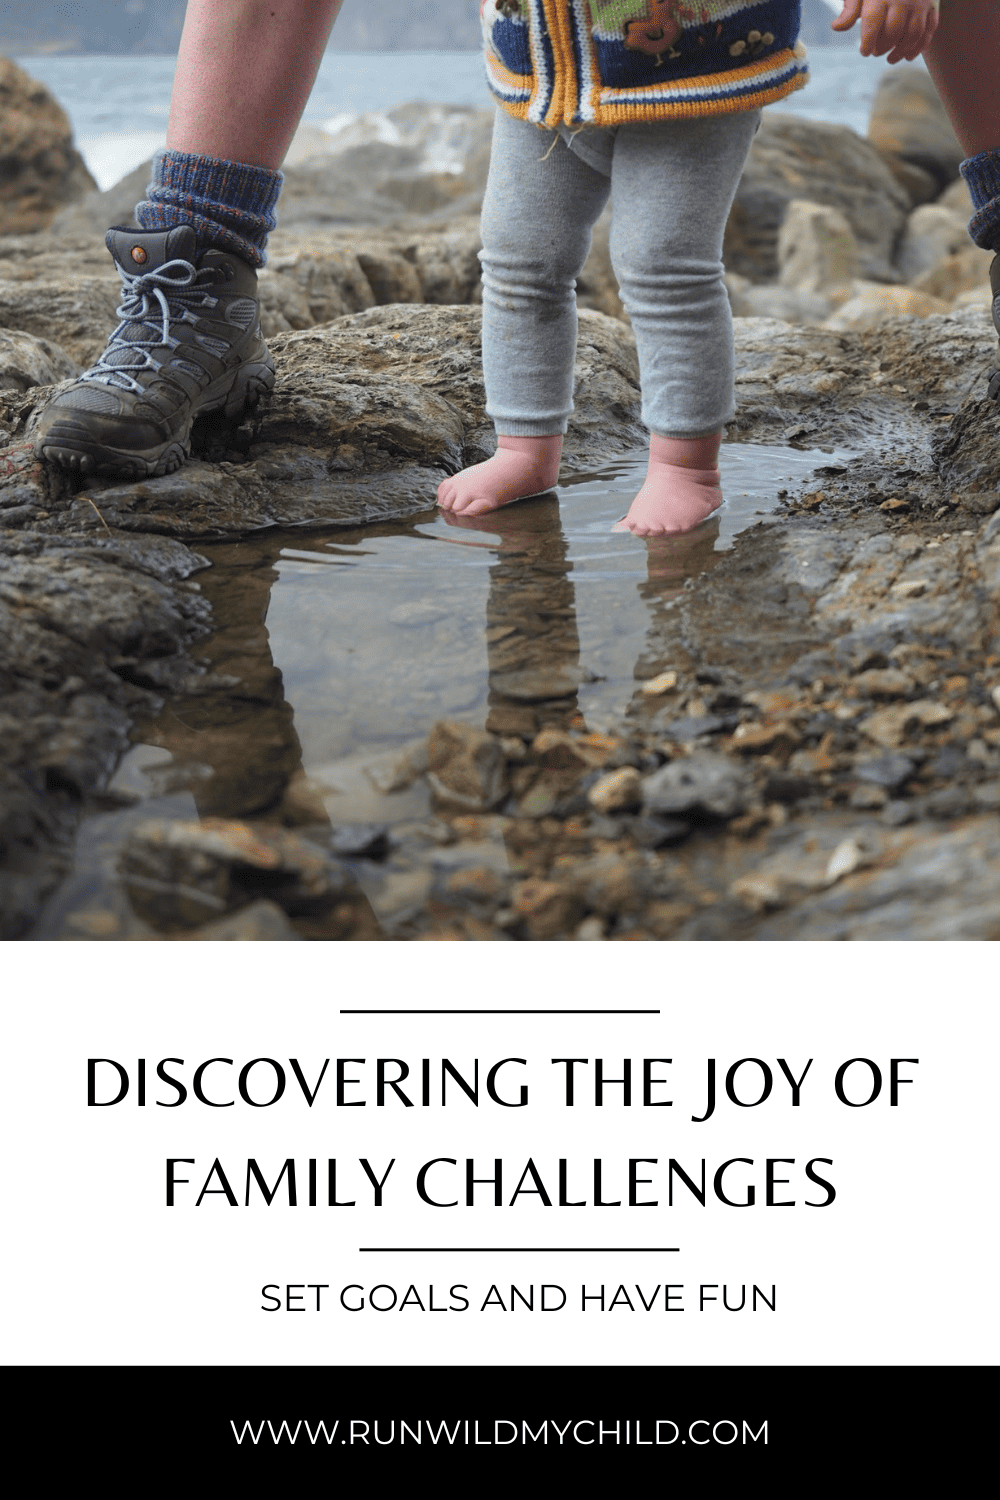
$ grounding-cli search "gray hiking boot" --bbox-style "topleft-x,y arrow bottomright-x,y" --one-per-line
33,224 -> 274,478
988,255 -> 1000,403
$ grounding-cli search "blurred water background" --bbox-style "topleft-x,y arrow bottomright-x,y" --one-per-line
17,46 -> 905,192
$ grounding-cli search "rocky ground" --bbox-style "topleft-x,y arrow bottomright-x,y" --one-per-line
2,60 -> 1000,940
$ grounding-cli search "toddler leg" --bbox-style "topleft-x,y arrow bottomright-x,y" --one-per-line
609,112 -> 759,536
438,111 -> 611,516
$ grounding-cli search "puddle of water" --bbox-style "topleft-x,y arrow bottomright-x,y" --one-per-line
31,443 -> 850,937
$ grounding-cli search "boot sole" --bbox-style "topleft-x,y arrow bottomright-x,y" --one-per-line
35,360 -> 275,480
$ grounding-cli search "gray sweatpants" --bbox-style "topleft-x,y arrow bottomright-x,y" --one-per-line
481,107 -> 760,441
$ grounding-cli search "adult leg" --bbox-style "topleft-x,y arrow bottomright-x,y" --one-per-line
34,1 -> 344,476
609,111 -> 759,536
437,110 -> 611,516
166,0 -> 346,169
925,1 -> 1000,391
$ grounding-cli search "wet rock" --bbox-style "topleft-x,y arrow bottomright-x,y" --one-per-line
588,766 -> 642,814
185,899 -> 302,941
640,670 -> 678,697
867,65 -> 964,195
851,668 -> 914,699
530,728 -> 593,775
860,700 -> 954,749
427,720 -> 507,811
512,876 -> 584,941
725,114 -> 910,283
328,823 -> 391,859
642,753 -> 751,821
565,852 -> 650,917
755,816 -> 1000,939
731,827 -> 879,912
1,305 -> 642,537
0,58 -> 96,234
630,813 -> 691,849
854,752 -> 916,790
120,817 -> 357,930
778,200 -> 858,296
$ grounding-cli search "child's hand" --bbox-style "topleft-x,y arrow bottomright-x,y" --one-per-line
830,1 -> 940,63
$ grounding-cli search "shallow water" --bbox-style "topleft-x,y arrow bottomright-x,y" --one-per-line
32,443 -> 851,938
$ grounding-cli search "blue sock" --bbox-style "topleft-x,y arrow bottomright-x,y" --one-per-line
960,149 -> 1000,252
135,149 -> 283,268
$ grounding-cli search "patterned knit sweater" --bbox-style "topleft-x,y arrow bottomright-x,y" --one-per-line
482,0 -> 808,126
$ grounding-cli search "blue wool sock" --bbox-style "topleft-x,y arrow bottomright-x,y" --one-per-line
960,149 -> 1000,252
135,149 -> 283,268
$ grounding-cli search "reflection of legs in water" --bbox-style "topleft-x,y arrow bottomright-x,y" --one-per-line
131,539 -> 310,820
439,497 -> 584,736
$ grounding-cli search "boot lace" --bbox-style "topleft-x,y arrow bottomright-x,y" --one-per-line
81,258 -> 223,395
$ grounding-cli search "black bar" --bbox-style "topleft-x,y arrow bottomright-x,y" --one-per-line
9,1366 -> 989,1479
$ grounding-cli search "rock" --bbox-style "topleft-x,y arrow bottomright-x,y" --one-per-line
867,65 -> 964,194
938,178 -> 973,217
49,159 -> 149,241
512,876 -> 584,940
895,204 -> 972,284
565,852 -> 649,917
642,753 -> 750,820
734,285 -> 833,327
854,753 -> 917,790
823,283 -> 952,332
0,328 -> 77,396
851,668 -> 914,699
588,766 -> 642,814
1,305 -> 643,538
725,114 -> 910,283
426,720 -> 507,811
185,899 -> 302,940
120,817 -> 356,930
732,720 -> 801,758
876,153 -> 939,210
0,58 -> 96,234
911,242 -> 994,305
640,670 -> 678,696
778,200 -> 858,295
530,728 -> 593,774
275,105 -> 495,231
754,816 -> 1000,939
859,700 -> 955,749
0,279 -> 123,368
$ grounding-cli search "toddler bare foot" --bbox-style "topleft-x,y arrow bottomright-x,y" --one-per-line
614,432 -> 723,537
437,434 -> 562,516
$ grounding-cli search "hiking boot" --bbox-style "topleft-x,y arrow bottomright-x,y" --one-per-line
33,224 -> 274,478
988,255 -> 1000,403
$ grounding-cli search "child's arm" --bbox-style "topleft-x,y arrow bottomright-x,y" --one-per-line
830,1 -> 940,63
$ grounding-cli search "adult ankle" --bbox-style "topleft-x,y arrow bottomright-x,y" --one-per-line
135,148 -> 283,269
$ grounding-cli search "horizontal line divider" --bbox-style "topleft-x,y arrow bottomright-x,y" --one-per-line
340,1009 -> 660,1015
359,1247 -> 681,1253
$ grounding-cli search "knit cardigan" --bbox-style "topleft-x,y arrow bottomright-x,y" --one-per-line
482,0 -> 808,127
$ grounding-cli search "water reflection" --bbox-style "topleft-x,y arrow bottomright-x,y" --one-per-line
32,443 -> 851,936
